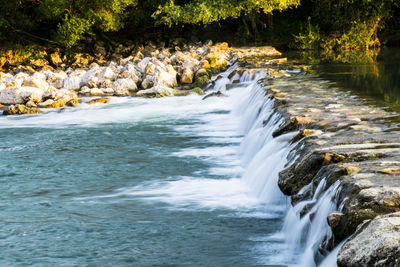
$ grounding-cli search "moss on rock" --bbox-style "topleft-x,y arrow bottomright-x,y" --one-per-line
87,97 -> 110,104
189,87 -> 205,95
3,104 -> 42,115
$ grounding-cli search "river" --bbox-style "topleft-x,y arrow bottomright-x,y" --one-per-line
1,48 -> 399,266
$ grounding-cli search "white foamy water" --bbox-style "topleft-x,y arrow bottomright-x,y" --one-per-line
278,178 -> 343,267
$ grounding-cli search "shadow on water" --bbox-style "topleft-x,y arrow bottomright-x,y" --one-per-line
284,48 -> 400,114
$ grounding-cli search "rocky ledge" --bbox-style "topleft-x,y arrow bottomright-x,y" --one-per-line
0,42 -> 281,115
263,66 -> 400,266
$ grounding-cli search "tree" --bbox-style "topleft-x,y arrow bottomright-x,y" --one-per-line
306,0 -> 399,50
39,0 -> 139,47
153,0 -> 300,26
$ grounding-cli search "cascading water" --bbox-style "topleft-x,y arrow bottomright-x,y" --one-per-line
281,178 -> 343,266
0,63 -> 345,266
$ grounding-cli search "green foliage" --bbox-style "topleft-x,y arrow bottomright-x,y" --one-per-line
57,15 -> 94,48
294,17 -> 320,50
0,0 -> 398,51
306,0 -> 398,50
153,0 -> 300,26
39,0 -> 139,47
320,21 -> 380,51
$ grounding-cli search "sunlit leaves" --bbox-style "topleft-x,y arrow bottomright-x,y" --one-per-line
153,0 -> 300,26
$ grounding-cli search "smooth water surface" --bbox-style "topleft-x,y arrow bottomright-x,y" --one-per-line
0,77 -> 292,266
287,47 -> 400,112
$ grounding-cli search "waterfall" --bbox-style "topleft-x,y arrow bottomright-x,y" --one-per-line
232,69 -> 297,206
281,178 -> 343,267
232,67 -> 345,266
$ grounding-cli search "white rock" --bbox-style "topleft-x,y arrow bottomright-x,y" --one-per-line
112,78 -> 137,92
5,77 -> 23,88
15,72 -> 30,81
22,78 -> 49,91
114,88 -> 130,96
89,88 -> 104,96
120,64 -> 141,85
153,63 -> 177,88
136,85 -> 181,97
0,73 -> 13,82
102,88 -> 115,95
98,79 -> 112,88
81,70 -> 96,85
32,72 -> 47,81
47,73 -> 65,89
97,67 -> 116,80
80,86 -> 91,94
180,59 -> 199,84
141,76 -> 154,89
0,86 -> 44,104
43,86 -> 58,99
38,99 -> 55,108
69,69 -> 86,78
145,62 -> 156,76
53,89 -> 77,101
137,58 -> 151,73
338,212 -> 400,266
63,76 -> 82,91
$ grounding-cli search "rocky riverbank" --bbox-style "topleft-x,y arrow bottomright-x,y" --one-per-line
261,65 -> 400,266
0,42 -> 282,115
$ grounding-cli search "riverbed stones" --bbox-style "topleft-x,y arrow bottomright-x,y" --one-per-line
87,97 -> 110,104
337,212 -> 400,267
0,42 -> 282,114
112,78 -> 137,93
0,86 -> 44,104
136,85 -> 187,98
3,104 -> 42,115
180,58 -> 199,84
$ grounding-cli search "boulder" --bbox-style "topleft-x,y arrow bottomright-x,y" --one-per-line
98,79 -> 113,89
338,212 -> 400,267
30,58 -> 49,67
81,70 -> 97,87
89,88 -> 104,96
87,97 -> 110,104
188,87 -> 205,95
112,78 -> 137,93
145,62 -> 156,76
50,52 -> 63,66
137,58 -> 152,73
38,99 -> 55,108
22,78 -> 49,91
120,64 -> 141,84
136,85 -> 187,98
3,104 -> 42,115
152,62 -> 177,88
141,76 -> 154,89
80,86 -> 91,95
0,86 -> 44,104
102,88 -> 115,95
47,72 -> 66,89
97,67 -> 116,80
180,58 -> 199,84
63,76 -> 82,91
